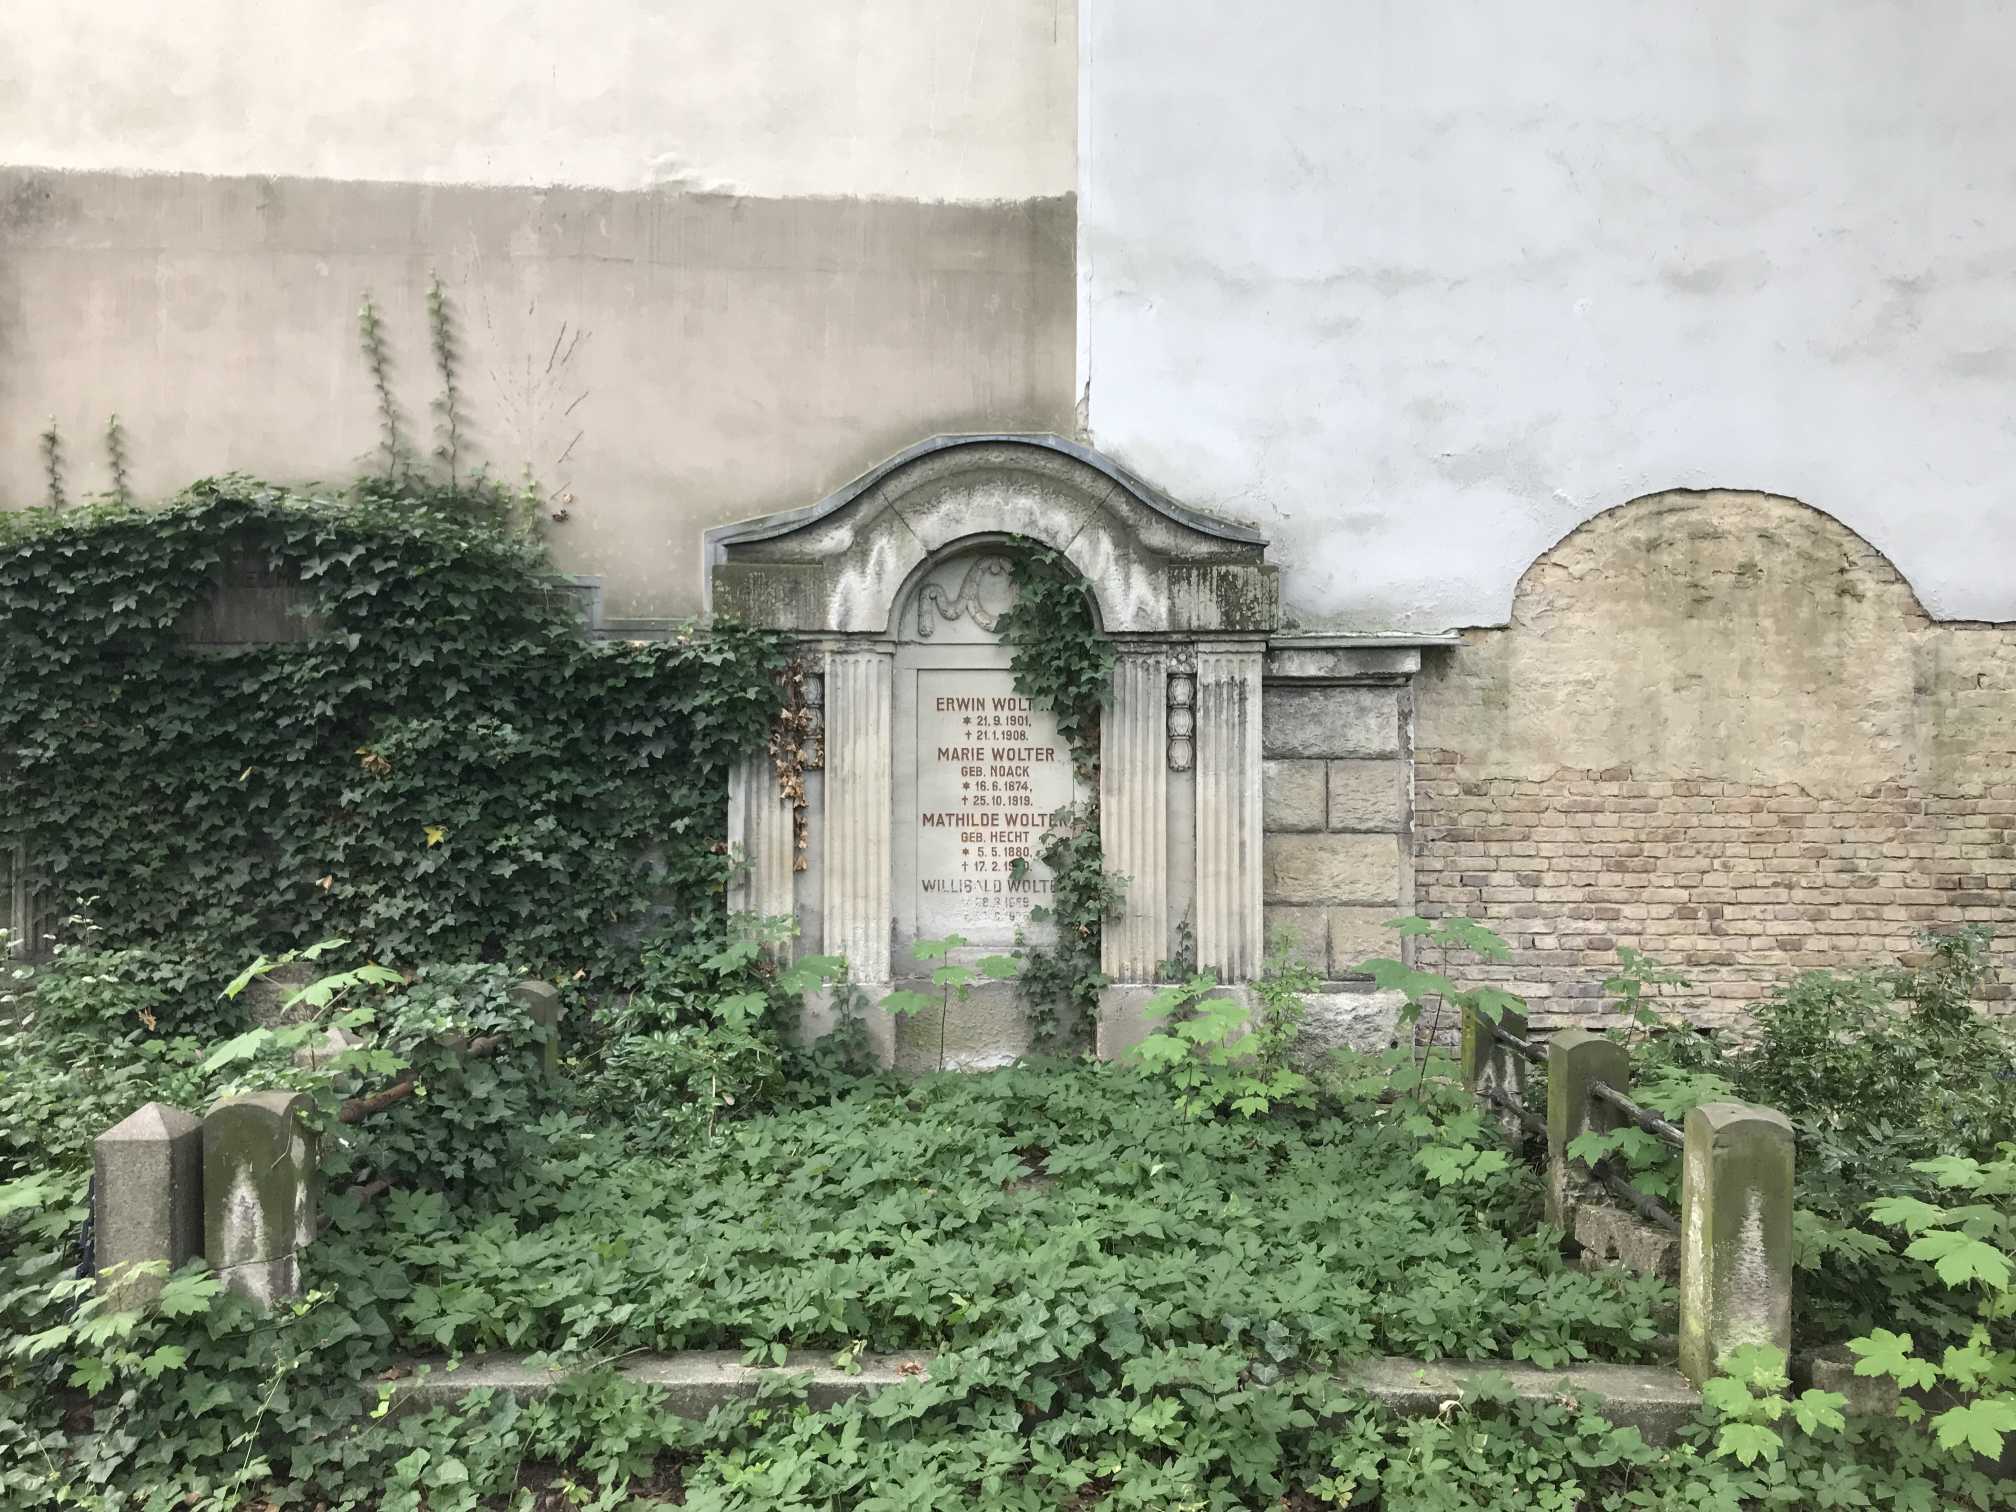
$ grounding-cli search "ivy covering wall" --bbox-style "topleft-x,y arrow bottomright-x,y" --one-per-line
0,479 -> 786,983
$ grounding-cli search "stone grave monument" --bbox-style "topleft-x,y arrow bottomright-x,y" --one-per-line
708,435 -> 1430,1067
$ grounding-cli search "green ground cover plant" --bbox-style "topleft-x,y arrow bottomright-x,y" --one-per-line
360,1061 -> 1667,1367
3,900 -> 2014,1506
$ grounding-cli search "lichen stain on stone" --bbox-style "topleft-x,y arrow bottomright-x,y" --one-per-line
221,1166 -> 268,1279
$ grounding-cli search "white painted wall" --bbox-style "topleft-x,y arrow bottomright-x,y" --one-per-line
1082,1 -> 2016,629
0,1 -> 1076,201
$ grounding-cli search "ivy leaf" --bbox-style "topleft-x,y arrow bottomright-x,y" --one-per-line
1929,1398 -> 2016,1459
879,990 -> 932,1018
1911,1155 -> 1987,1191
1865,1195 -> 1950,1235
139,1345 -> 189,1379
200,1027 -> 273,1072
975,955 -> 1021,981
423,824 -> 447,847
1848,1329 -> 1939,1390
1791,1390 -> 1847,1435
1712,1423 -> 1782,1466
156,1270 -> 224,1319
1902,1229 -> 2012,1290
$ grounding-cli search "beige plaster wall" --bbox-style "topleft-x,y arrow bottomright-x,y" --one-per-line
0,2 -> 1077,202
0,170 -> 1077,619
0,3 -> 1078,619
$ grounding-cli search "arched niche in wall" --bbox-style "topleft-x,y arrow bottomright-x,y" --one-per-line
706,434 -> 1279,1067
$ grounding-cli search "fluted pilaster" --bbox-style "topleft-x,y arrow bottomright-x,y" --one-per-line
1100,649 -> 1169,980
725,752 -> 796,936
1193,644 -> 1265,981
822,648 -> 894,980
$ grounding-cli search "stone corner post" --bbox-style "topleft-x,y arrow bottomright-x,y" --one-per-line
1678,1101 -> 1795,1387
93,1103 -> 203,1306
203,1091 -> 319,1308
1544,1029 -> 1629,1232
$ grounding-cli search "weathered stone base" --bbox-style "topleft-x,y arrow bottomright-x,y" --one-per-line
798,984 -> 898,1070
1575,1204 -> 1681,1282
1094,983 -> 1255,1061
1294,987 -> 1406,1056
375,1350 -> 1699,1444
892,979 -> 1032,1074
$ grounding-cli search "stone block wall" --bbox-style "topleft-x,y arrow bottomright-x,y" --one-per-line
1259,665 -> 1414,977
1414,490 -> 2016,1028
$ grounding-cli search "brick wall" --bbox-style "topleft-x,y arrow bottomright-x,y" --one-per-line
1413,756 -> 2016,1025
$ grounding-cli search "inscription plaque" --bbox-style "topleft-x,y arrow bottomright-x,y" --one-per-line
913,667 -> 1076,945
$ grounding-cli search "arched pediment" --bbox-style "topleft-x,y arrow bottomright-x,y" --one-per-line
704,434 -> 1277,635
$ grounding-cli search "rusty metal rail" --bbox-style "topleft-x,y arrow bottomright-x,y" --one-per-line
1590,1080 -> 1686,1147
1488,1021 -> 1546,1063
1482,1084 -> 1547,1140
1596,1166 -> 1681,1234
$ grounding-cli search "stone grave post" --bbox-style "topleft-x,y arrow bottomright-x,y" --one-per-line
203,1092 -> 319,1308
1461,1004 -> 1530,1141
1545,1029 -> 1629,1231
509,978 -> 563,1080
1679,1101 -> 1795,1386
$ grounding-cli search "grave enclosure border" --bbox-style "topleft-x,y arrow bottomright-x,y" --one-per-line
1459,1003 -> 1795,1388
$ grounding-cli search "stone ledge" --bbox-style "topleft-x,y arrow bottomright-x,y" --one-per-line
371,1351 -> 930,1419
1337,1358 -> 1698,1444
371,1351 -> 1698,1442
